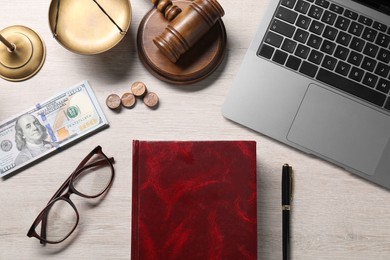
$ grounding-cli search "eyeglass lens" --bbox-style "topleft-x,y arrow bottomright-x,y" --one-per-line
36,200 -> 78,243
72,152 -> 113,197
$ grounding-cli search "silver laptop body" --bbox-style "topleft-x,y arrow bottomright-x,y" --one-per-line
222,0 -> 390,189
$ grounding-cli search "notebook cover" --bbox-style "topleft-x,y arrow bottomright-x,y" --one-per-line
131,140 -> 257,260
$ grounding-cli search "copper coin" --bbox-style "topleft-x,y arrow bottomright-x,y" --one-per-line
106,94 -> 121,109
121,92 -> 136,108
131,81 -> 147,97
143,92 -> 159,108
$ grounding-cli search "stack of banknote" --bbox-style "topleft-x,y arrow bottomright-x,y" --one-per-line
0,80 -> 109,177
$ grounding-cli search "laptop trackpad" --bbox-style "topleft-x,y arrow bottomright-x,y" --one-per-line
287,84 -> 390,175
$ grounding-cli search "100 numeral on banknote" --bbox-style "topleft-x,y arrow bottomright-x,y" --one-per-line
0,80 -> 108,177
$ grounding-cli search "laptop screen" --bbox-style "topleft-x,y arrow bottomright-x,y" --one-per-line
353,0 -> 390,15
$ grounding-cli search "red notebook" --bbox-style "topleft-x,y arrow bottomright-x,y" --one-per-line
131,140 -> 257,260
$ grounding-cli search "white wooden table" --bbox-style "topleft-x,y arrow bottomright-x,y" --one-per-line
1,0 -> 389,259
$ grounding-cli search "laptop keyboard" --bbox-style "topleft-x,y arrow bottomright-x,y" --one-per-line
258,0 -> 390,111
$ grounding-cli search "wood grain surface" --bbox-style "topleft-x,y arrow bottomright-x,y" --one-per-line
0,0 -> 389,259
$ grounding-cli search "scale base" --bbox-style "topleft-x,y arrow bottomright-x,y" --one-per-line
0,25 -> 46,82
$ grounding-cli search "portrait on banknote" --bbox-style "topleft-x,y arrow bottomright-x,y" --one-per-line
14,114 -> 55,166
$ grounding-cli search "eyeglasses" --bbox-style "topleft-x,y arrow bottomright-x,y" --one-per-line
27,146 -> 115,244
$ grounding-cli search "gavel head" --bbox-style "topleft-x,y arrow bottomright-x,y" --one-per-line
153,0 -> 225,63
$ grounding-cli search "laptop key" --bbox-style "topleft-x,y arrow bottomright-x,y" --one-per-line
377,78 -> 390,94
336,31 -> 352,46
347,51 -> 363,66
329,3 -> 344,14
308,5 -> 324,20
375,33 -> 390,48
316,69 -> 386,107
296,15 -> 312,29
295,44 -> 311,59
286,55 -> 302,70
375,62 -> 390,78
276,6 -> 298,24
362,73 -> 378,88
315,0 -> 330,8
350,37 -> 365,52
282,38 -> 298,53
295,0 -> 310,14
363,42 -> 379,58
321,11 -> 337,26
373,21 -> 387,32
361,56 -> 377,72
300,61 -> 319,77
322,55 -> 337,70
349,67 -> 365,82
265,31 -> 284,47
335,16 -> 351,31
294,28 -> 310,43
281,0 -> 297,9
377,48 -> 390,63
334,45 -> 350,60
307,34 -> 323,49
344,9 -> 358,20
272,49 -> 289,65
270,19 -> 296,38
348,22 -> 364,37
323,26 -> 338,41
335,61 -> 351,76
309,20 -> 325,35
358,15 -> 373,26
362,27 -> 378,42
320,40 -> 336,55
258,44 -> 275,59
308,49 -> 324,65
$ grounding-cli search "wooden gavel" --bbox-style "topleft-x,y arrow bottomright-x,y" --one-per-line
151,0 -> 225,63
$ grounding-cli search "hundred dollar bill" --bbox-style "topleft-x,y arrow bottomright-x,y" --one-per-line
0,80 -> 108,177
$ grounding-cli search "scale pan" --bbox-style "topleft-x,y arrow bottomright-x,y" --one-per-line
48,0 -> 131,55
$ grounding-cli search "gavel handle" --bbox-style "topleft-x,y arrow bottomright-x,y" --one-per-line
0,34 -> 15,51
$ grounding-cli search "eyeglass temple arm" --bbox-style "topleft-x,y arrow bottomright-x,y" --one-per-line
39,156 -> 114,244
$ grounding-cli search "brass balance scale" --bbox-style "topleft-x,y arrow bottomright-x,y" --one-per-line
0,0 -> 131,82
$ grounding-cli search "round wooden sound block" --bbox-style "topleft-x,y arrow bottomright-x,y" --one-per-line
137,0 -> 226,85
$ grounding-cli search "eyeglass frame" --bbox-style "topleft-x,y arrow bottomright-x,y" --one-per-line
27,145 -> 115,245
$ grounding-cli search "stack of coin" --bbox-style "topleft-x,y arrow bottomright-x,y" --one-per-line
106,94 -> 121,110
143,92 -> 159,108
131,81 -> 147,97
121,92 -> 136,108
106,81 -> 159,110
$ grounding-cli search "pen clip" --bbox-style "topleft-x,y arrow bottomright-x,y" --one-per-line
288,165 -> 293,202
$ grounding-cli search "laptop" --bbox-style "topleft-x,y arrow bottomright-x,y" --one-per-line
222,0 -> 390,189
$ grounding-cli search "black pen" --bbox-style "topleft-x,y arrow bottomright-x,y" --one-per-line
282,164 -> 293,260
